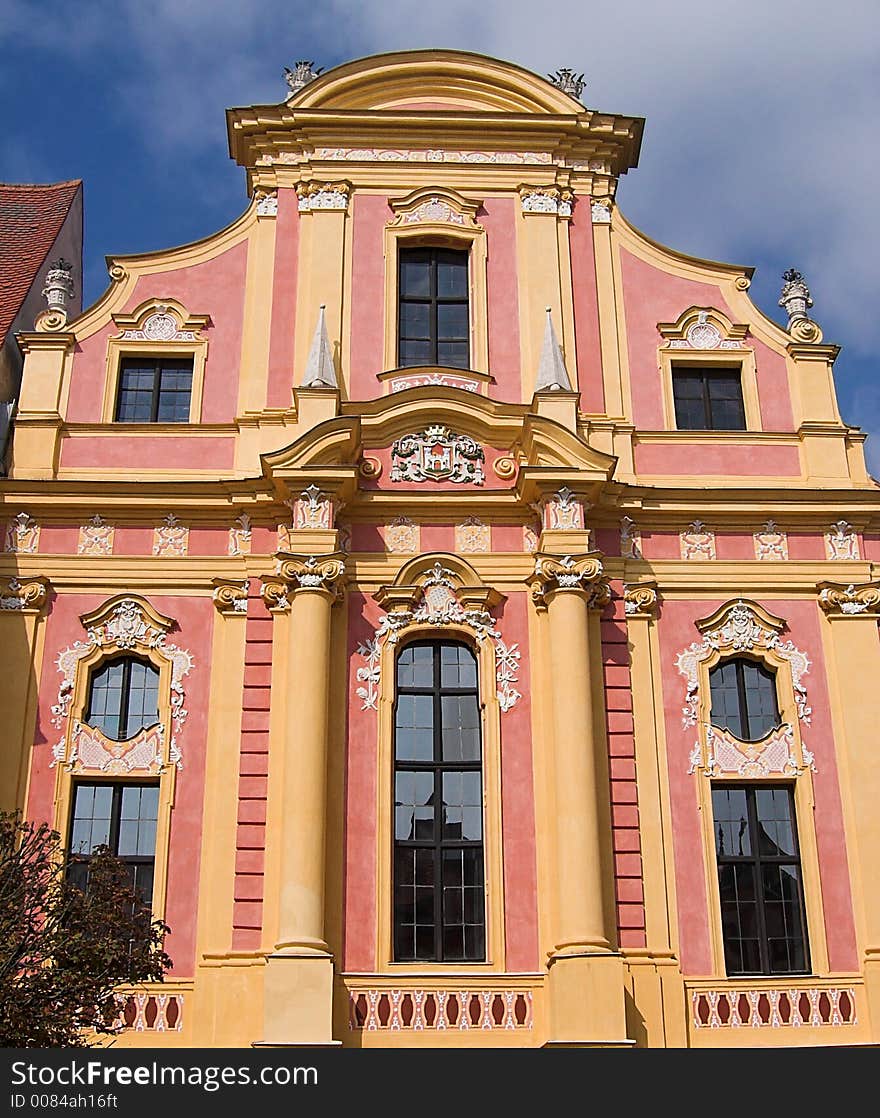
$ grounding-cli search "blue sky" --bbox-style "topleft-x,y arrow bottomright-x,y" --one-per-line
2,0 -> 877,474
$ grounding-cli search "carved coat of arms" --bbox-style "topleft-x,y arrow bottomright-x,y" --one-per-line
390,425 -> 485,485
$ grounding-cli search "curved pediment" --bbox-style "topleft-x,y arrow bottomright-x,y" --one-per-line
287,50 -> 584,116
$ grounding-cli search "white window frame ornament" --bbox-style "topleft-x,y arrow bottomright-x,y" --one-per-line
675,599 -> 814,779
355,561 -> 521,715
50,596 -> 194,773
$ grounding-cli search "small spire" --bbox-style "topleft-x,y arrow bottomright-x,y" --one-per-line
301,305 -> 337,388
534,308 -> 572,392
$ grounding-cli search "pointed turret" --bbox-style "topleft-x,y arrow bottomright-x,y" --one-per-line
534,307 -> 573,392
301,304 -> 338,388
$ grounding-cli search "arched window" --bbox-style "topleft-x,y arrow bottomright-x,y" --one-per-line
709,657 -> 780,741
86,656 -> 160,741
398,247 -> 469,369
393,640 -> 485,962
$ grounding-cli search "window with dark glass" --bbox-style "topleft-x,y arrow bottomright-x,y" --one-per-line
86,657 -> 160,741
398,247 -> 469,369
393,640 -> 485,962
115,357 -> 193,423
712,785 -> 809,975
67,782 -> 159,907
709,657 -> 780,741
672,366 -> 746,430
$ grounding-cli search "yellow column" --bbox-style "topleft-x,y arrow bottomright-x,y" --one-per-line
260,552 -> 345,1047
818,581 -> 880,1040
0,577 -> 48,811
530,553 -> 630,1046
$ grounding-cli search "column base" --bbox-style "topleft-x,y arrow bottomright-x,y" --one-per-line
545,951 -> 631,1047
258,952 -> 337,1047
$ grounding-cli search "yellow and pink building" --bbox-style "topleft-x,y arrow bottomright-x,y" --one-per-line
3,50 -> 879,1048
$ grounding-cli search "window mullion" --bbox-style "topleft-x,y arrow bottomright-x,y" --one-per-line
119,658 -> 132,741
109,784 -> 123,858
702,374 -> 712,429
736,660 -> 750,740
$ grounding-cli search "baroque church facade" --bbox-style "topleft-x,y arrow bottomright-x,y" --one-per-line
3,50 -> 880,1048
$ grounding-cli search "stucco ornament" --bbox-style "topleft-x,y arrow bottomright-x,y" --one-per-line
390,425 -> 485,485
311,147 -> 553,166
620,516 -> 642,559
818,582 -> 880,616
545,486 -> 583,530
50,598 -> 193,772
825,520 -> 860,561
667,310 -> 742,351
754,519 -> 788,561
228,513 -> 252,556
386,517 -> 419,554
42,258 -> 75,315
294,484 -> 334,529
78,515 -> 114,557
254,189 -> 278,216
675,600 -> 814,778
779,269 -> 822,341
623,583 -> 658,617
680,520 -> 715,560
455,517 -> 490,554
548,68 -> 585,101
0,577 -> 48,612
529,553 -> 610,609
297,181 -> 351,212
153,513 -> 188,557
590,199 -> 612,224
212,578 -> 249,614
5,511 -> 39,554
519,186 -> 573,217
402,197 -> 466,225
355,564 -> 521,715
120,305 -> 198,342
275,553 -> 346,597
389,372 -> 479,393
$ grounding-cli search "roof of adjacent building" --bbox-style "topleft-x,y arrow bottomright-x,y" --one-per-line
0,180 -> 82,348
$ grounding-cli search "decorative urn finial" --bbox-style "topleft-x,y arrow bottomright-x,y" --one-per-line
779,268 -> 813,327
284,61 -> 323,96
42,258 -> 75,316
548,68 -> 585,102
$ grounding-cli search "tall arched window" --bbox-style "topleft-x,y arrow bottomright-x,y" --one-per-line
393,640 -> 485,962
86,656 -> 160,741
709,657 -> 780,741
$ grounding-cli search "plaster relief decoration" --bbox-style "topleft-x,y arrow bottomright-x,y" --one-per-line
310,148 -> 553,166
114,300 -> 208,343
620,515 -> 642,559
254,189 -> 278,216
680,520 -> 715,560
675,600 -> 814,779
77,515 -> 114,557
4,511 -> 39,554
294,484 -> 335,530
523,522 -> 540,555
545,486 -> 583,531
228,513 -> 252,556
455,517 -> 490,554
403,198 -> 466,225
623,583 -> 658,617
0,577 -> 48,612
691,987 -> 856,1030
296,180 -> 351,212
518,185 -> 573,217
659,307 -> 748,351
355,563 -> 521,715
386,517 -> 420,555
825,520 -> 860,561
50,597 -> 193,772
212,578 -> 250,614
754,520 -> 788,561
153,514 -> 188,557
390,425 -> 485,485
349,989 -> 533,1031
818,581 -> 880,616
389,372 -> 479,393
590,199 -> 612,224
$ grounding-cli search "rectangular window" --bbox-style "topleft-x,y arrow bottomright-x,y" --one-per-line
712,785 -> 810,976
672,367 -> 746,430
68,782 -> 159,907
115,357 -> 193,423
398,247 -> 469,369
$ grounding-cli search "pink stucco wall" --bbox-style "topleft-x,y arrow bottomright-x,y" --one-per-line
570,198 -> 603,413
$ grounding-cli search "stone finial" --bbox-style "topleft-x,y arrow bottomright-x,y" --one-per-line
284,61 -> 322,96
301,304 -> 338,388
549,68 -> 585,102
42,258 -> 75,316
534,308 -> 573,392
779,268 -> 812,322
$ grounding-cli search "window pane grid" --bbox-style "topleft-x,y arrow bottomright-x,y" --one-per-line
116,357 -> 193,423
709,658 -> 780,742
393,640 -> 485,962
672,367 -> 746,431
398,247 -> 469,370
712,785 -> 809,976
86,657 -> 160,742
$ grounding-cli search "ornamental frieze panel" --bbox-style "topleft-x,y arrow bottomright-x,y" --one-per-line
390,425 -> 485,485
680,520 -> 715,560
5,511 -> 39,554
50,597 -> 194,772
689,723 -> 814,780
228,514 -> 252,556
518,184 -> 573,217
296,180 -> 351,212
455,517 -> 490,554
385,517 -> 419,555
153,514 -> 188,557
824,520 -> 860,560
78,515 -> 114,556
67,722 -> 166,776
388,371 -> 480,394
540,487 -> 584,532
754,520 -> 788,560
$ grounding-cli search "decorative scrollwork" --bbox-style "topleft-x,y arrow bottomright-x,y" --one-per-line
529,553 -> 609,609
818,581 -> 880,616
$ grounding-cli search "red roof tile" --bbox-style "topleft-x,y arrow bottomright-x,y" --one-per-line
0,180 -> 82,348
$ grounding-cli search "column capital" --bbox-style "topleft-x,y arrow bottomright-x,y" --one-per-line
818,580 -> 880,617
0,575 -> 50,615
276,551 -> 347,601
529,552 -> 610,610
211,577 -> 249,616
624,582 -> 659,619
